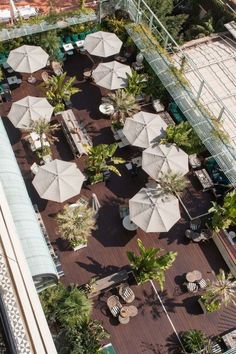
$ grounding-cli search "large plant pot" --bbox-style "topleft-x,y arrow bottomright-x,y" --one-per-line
72,243 -> 87,251
198,298 -> 207,314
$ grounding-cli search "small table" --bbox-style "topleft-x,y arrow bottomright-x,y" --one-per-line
122,215 -> 138,231
63,43 -> 74,51
186,270 -> 202,283
7,76 -> 18,85
75,40 -> 84,48
28,76 -> 37,84
222,330 -> 236,349
99,103 -> 115,115
194,169 -> 214,191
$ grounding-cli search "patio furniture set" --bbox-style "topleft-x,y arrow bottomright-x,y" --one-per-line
107,284 -> 138,324
184,270 -> 207,293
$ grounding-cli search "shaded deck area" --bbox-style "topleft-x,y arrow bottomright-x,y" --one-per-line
1,53 -> 236,354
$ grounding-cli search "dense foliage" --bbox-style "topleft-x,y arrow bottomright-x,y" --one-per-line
209,190 -> 236,232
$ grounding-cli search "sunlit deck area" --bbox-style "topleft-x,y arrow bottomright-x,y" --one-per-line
1,52 -> 236,354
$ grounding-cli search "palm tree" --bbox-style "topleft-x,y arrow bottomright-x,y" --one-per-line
58,285 -> 92,327
57,200 -> 96,248
86,143 -> 125,184
157,171 -> 188,196
202,269 -> 236,311
127,239 -> 177,290
181,329 -> 209,354
25,118 -> 60,157
103,89 -> 140,124
38,31 -> 61,61
42,72 -> 80,113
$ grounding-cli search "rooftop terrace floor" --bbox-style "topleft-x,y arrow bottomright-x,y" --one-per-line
1,53 -> 236,354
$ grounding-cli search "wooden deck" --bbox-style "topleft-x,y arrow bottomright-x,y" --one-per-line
1,53 -> 236,354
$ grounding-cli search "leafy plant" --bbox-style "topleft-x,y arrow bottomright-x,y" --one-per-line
42,72 -> 80,110
157,171 -> 188,196
161,121 -> 204,154
86,143 -> 125,184
125,70 -> 147,97
0,68 -> 4,82
209,190 -> 236,232
57,200 -> 96,248
103,90 -> 140,124
181,329 -> 208,353
105,16 -> 128,42
200,269 -> 236,313
127,239 -> 177,289
64,319 -> 109,354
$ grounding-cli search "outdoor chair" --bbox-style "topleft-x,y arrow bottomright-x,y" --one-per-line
190,218 -> 201,231
41,71 -> 50,83
119,283 -> 135,304
51,61 -> 63,76
119,205 -> 129,219
107,295 -> 122,317
197,278 -> 207,289
184,282 -> 198,293
30,162 -> 39,175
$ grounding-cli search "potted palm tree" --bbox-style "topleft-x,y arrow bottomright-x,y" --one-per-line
127,239 -> 177,290
56,200 -> 97,251
156,171 -> 188,196
181,329 -> 209,354
85,143 -> 125,185
24,118 -> 60,160
199,269 -> 236,313
42,72 -> 80,113
103,89 -> 140,126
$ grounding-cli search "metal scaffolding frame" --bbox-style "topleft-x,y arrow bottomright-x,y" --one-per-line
123,0 -> 236,185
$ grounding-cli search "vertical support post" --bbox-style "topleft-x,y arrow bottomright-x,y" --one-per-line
149,14 -> 154,31
218,107 -> 225,121
164,35 -> 168,49
196,80 -> 204,100
135,0 -> 141,23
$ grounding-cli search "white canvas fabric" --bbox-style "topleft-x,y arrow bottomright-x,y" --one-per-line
129,188 -> 180,232
142,144 -> 189,180
123,111 -> 167,148
84,31 -> 122,58
7,45 -> 49,74
8,96 -> 53,129
92,61 -> 132,90
32,160 -> 85,203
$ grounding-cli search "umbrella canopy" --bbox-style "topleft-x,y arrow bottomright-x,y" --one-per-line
142,144 -> 189,180
32,160 -> 85,203
129,188 -> 180,232
7,45 -> 49,74
7,96 -> 53,129
92,61 -> 131,90
84,31 -> 122,58
123,111 -> 167,148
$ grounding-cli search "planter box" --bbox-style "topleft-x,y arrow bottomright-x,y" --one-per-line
72,243 -> 87,251
198,298 -> 207,314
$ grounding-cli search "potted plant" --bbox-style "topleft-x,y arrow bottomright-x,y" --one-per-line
156,171 -> 188,196
124,70 -> 148,100
56,200 -> 97,251
102,89 -> 140,125
127,239 -> 177,290
85,143 -> 125,185
181,329 -> 209,354
208,190 -> 236,233
199,269 -> 236,313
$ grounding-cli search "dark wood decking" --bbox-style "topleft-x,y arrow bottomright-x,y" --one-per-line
1,53 -> 236,354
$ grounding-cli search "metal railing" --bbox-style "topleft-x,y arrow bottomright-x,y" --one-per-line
123,0 -> 236,184
0,11 -> 97,42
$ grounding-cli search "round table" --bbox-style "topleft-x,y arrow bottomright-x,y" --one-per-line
99,103 -> 115,115
127,305 -> 138,317
122,215 -> 138,231
186,270 -> 202,282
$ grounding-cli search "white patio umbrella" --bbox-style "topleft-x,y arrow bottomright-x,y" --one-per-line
142,144 -> 189,180
7,96 -> 53,129
84,31 -> 122,58
123,111 -> 167,148
7,45 -> 49,77
92,61 -> 131,90
32,160 -> 85,203
129,188 -> 180,232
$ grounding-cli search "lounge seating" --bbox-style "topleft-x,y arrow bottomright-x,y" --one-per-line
184,282 -> 198,293
107,295 -> 122,317
51,61 -> 63,76
197,278 -> 207,289
41,71 -> 50,83
119,283 -> 135,303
